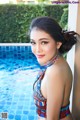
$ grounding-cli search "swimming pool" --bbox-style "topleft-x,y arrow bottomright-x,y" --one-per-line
0,44 -> 40,120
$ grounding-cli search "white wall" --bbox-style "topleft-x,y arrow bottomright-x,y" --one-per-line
0,0 -> 9,4
67,0 -> 80,117
0,0 -> 17,4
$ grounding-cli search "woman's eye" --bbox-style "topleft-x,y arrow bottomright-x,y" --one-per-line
30,41 -> 36,45
41,41 -> 49,44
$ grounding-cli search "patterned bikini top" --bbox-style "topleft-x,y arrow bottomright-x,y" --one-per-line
33,54 -> 70,118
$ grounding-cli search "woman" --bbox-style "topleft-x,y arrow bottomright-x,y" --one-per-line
29,16 -> 78,120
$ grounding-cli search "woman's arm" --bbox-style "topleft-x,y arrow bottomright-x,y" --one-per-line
46,66 -> 65,120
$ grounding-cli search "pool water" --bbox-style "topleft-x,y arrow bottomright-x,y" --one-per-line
0,45 -> 40,120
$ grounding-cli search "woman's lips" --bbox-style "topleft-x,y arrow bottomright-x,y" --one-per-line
36,55 -> 45,58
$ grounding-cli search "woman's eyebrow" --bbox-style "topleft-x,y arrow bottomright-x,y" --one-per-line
39,38 -> 49,41
30,38 -> 49,41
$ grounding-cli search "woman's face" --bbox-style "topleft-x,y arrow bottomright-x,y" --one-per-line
30,28 -> 61,65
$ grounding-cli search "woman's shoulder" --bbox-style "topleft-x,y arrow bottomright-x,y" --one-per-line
45,56 -> 72,82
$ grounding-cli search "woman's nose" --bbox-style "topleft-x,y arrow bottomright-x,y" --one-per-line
36,44 -> 42,53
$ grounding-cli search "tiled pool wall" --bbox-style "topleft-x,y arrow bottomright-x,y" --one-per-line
0,44 -> 38,120
0,44 -> 35,60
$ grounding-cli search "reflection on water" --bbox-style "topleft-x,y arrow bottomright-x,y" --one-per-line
0,58 -> 39,120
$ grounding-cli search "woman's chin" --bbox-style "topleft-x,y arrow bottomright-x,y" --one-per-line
37,60 -> 46,66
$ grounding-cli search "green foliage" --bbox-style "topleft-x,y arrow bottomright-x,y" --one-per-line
44,5 -> 64,23
36,0 -> 47,2
36,0 -> 49,3
0,4 -> 68,43
59,8 -> 68,29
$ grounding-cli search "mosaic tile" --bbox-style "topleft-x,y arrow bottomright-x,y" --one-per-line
0,45 -> 40,120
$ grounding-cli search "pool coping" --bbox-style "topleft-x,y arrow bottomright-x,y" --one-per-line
0,43 -> 31,46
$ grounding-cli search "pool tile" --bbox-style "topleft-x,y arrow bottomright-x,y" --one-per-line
0,45 -> 39,120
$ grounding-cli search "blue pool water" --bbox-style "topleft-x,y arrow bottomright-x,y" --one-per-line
0,45 -> 40,120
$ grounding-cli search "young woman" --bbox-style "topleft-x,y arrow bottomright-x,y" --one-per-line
29,16 -> 78,120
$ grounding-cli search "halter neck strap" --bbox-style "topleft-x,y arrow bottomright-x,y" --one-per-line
40,54 -> 59,70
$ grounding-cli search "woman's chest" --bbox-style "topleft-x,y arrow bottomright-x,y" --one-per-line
34,77 -> 47,100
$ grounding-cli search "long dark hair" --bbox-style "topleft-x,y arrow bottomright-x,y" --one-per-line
29,16 -> 78,54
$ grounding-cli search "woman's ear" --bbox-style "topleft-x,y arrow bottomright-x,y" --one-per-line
57,42 -> 62,49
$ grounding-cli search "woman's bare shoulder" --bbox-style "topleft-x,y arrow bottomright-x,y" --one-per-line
45,56 -> 72,82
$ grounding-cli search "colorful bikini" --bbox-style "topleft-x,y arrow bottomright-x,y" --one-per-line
33,54 -> 70,119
